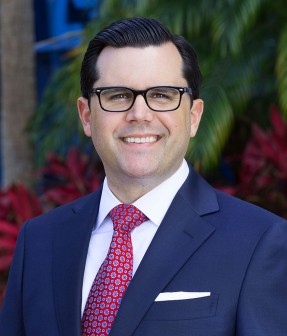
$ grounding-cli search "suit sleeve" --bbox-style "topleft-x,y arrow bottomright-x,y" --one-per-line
236,220 -> 287,335
0,222 -> 27,336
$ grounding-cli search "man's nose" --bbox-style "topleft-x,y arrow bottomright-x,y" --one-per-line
125,94 -> 154,122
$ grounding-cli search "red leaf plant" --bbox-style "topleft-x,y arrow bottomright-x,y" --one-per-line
0,184 -> 42,304
39,147 -> 104,208
0,148 -> 104,305
221,106 -> 287,218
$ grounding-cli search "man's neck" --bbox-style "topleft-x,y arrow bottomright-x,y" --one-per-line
106,161 -> 188,204
105,170 -> 180,204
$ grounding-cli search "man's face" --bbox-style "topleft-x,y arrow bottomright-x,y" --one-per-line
78,42 -> 203,189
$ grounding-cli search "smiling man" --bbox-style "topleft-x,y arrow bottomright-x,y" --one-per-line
78,42 -> 203,203
1,17 -> 287,336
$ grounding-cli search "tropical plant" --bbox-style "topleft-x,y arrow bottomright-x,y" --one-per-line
217,105 -> 287,218
29,0 -> 287,171
39,147 -> 104,208
0,185 -> 42,303
0,147 -> 104,305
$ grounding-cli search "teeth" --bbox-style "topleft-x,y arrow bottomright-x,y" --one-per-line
123,136 -> 157,143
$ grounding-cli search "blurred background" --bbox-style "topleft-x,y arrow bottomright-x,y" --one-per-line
1,0 -> 287,303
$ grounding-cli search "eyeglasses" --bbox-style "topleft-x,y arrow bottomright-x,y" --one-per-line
88,86 -> 193,112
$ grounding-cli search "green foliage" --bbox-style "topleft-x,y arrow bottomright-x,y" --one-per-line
211,0 -> 262,56
276,25 -> 287,118
29,0 -> 287,170
29,53 -> 83,164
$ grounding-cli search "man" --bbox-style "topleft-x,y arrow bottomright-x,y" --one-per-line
1,17 -> 287,336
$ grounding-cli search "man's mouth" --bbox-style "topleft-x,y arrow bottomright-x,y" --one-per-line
122,136 -> 158,144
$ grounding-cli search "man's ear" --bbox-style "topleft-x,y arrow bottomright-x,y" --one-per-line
190,99 -> 204,138
77,97 -> 92,137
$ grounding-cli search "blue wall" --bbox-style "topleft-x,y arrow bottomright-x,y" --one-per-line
34,0 -> 100,100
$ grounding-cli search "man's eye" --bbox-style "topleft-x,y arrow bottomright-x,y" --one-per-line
153,93 -> 168,99
105,92 -> 132,101
150,92 -> 172,100
110,93 -> 128,100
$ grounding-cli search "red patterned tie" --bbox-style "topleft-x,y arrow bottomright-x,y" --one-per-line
81,204 -> 147,336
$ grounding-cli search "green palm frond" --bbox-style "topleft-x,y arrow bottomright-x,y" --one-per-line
276,25 -> 287,118
29,56 -> 83,164
211,0 -> 263,55
187,84 -> 234,170
186,52 -> 256,169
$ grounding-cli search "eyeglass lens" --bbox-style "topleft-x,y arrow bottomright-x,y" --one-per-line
99,87 -> 181,112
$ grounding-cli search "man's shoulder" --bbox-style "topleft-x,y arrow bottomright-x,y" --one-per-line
214,188 -> 287,233
183,166 -> 286,233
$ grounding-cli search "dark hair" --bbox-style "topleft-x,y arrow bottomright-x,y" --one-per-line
80,17 -> 201,99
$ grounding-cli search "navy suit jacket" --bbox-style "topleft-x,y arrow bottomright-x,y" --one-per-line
1,167 -> 287,335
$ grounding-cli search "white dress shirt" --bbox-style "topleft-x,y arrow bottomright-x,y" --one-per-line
81,160 -> 189,315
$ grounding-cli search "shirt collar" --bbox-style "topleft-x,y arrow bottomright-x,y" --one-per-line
94,160 -> 189,231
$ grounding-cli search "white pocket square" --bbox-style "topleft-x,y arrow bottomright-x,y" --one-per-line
155,291 -> 211,302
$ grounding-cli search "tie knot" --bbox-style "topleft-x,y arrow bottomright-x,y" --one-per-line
109,204 -> 147,232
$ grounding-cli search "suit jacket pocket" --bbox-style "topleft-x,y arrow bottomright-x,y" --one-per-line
144,294 -> 219,321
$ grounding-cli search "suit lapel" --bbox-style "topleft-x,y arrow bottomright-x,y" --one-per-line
52,187 -> 102,336
110,167 -> 219,336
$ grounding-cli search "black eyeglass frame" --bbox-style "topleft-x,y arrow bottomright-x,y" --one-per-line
87,86 -> 193,112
